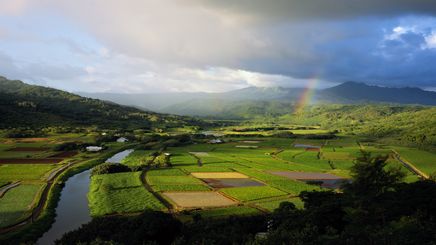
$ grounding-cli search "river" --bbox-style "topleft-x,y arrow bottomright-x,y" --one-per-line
37,149 -> 133,245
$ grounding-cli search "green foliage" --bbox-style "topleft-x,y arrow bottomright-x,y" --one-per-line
91,163 -> 131,175
57,210 -> 182,245
253,198 -> 304,212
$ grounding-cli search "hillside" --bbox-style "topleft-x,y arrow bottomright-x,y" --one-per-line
278,104 -> 436,150
319,81 -> 436,105
0,77 -> 203,129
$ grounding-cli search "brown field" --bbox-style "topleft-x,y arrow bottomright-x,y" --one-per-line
14,138 -> 50,142
269,171 -> 344,180
305,148 -> 320,152
235,145 -> 259,149
240,140 -> 261,144
163,191 -> 237,208
7,147 -> 50,152
191,172 -> 249,179
203,178 -> 265,188
189,152 -> 209,156
0,158 -> 63,164
49,151 -> 78,158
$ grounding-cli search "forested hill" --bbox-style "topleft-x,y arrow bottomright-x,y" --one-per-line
0,77 -> 204,129
319,81 -> 436,105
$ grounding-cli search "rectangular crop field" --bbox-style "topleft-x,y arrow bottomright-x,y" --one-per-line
0,164 -> 57,182
163,191 -> 237,208
220,186 -> 287,202
191,172 -> 248,179
146,175 -> 204,185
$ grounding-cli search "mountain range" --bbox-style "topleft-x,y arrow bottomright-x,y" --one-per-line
79,82 -> 436,118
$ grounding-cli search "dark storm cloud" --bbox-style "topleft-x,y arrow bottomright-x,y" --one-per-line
190,0 -> 436,21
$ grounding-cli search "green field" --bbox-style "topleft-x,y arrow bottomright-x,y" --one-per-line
393,147 -> 436,176
0,164 -> 57,182
0,184 -> 44,228
89,172 -> 165,216
220,186 -> 287,202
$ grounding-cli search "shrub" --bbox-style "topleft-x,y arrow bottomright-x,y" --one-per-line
91,163 -> 131,175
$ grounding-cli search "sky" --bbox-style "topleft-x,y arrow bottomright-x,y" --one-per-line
0,0 -> 436,93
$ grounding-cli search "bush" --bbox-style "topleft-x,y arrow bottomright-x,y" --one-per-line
53,142 -> 79,151
91,163 -> 131,175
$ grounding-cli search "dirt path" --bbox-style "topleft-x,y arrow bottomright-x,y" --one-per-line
0,181 -> 21,198
391,150 -> 429,179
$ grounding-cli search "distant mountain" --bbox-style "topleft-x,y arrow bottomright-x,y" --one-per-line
318,81 -> 436,105
0,77 -> 203,129
79,86 -> 304,113
79,82 -> 436,118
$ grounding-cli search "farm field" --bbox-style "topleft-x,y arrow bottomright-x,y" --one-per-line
0,132 -> 126,230
0,184 -> 44,228
35,135 -> 412,221
124,136 -> 434,218
89,172 -> 165,216
392,147 -> 436,176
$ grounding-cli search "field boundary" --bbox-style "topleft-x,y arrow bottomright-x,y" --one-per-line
391,150 -> 429,179
0,181 -> 21,198
140,170 -> 174,212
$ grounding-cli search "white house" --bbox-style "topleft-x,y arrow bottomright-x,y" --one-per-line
117,137 -> 128,143
86,146 -> 103,152
208,139 -> 223,144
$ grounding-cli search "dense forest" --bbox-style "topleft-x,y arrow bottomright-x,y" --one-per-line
54,155 -> 436,245
0,77 -> 205,130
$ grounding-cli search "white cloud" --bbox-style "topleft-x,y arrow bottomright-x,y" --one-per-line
424,32 -> 436,49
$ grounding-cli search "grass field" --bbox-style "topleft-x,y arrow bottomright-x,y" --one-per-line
89,172 -> 165,216
393,147 -> 436,176
0,184 -> 44,228
0,164 -> 57,182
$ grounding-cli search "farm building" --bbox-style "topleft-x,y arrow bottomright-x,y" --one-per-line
209,139 -> 223,144
116,137 -> 128,143
86,146 -> 103,152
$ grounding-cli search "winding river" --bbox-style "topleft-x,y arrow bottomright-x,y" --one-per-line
37,149 -> 134,245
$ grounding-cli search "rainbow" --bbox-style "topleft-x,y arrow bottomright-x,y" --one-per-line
294,78 -> 318,115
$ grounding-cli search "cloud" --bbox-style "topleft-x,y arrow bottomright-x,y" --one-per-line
1,0 -> 436,92
187,0 -> 436,21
